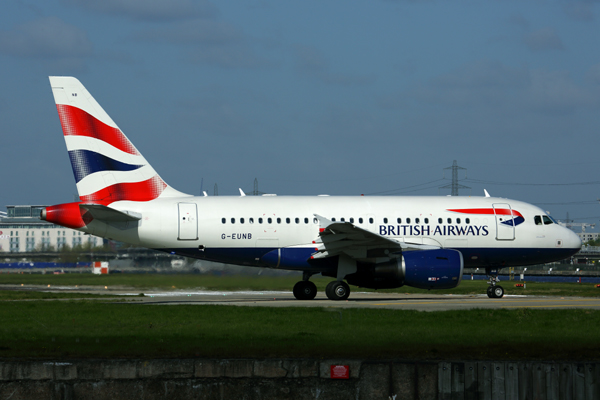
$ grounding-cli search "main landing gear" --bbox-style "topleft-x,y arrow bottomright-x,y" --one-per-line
486,268 -> 504,298
292,273 -> 351,301
292,280 -> 317,300
293,271 -> 317,300
325,281 -> 350,301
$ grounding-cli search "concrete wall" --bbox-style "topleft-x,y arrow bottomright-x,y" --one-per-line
0,359 -> 598,400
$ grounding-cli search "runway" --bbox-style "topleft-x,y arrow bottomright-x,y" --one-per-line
122,290 -> 600,311
5,284 -> 600,311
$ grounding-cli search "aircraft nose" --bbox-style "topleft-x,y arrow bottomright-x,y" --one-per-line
564,228 -> 582,251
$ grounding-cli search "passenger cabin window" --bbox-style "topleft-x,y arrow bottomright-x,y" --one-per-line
369,218 -> 374,224
397,218 -> 401,224
313,218 -> 318,224
340,217 -> 345,222
350,217 -> 354,223
268,217 -> 272,224
286,217 -> 290,224
406,218 -> 411,224
240,218 -> 245,224
359,217 -> 364,224
466,218 -> 470,224
277,217 -> 281,224
424,218 -> 429,224
457,218 -> 461,224
438,218 -> 442,224
259,217 -> 263,224
295,218 -> 300,224
383,218 -> 388,224
304,217 -> 309,224
534,216 -> 542,225
542,215 -> 553,225
231,218 -> 235,224
332,217 -> 336,222
249,218 -> 254,224
222,218 -> 226,224
415,218 -> 420,224
447,218 -> 451,224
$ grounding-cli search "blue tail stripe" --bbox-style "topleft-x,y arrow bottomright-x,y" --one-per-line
68,149 -> 144,183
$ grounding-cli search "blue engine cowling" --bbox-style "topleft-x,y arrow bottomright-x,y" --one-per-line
401,248 -> 464,289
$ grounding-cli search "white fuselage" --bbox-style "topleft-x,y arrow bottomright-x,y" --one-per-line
76,195 -> 581,271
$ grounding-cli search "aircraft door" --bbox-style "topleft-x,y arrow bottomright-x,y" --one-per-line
493,203 -> 515,240
178,203 -> 198,240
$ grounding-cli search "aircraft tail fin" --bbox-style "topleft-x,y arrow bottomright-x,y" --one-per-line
49,76 -> 187,204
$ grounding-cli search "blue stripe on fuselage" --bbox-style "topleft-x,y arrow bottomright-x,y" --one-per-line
157,246 -> 579,270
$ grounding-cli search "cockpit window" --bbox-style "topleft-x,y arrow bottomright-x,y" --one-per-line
534,216 -> 542,225
542,215 -> 553,225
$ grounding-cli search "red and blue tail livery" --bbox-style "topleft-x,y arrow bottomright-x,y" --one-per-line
40,77 -> 582,300
49,77 -> 183,204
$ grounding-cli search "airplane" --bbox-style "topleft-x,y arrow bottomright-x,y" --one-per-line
40,76 -> 582,300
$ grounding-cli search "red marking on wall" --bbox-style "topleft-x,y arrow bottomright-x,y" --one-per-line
330,365 -> 349,379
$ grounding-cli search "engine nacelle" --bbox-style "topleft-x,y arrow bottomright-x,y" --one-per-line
346,248 -> 464,290
401,248 -> 464,289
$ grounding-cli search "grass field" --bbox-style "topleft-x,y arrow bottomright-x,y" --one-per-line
1,273 -> 600,297
1,274 -> 600,360
1,301 -> 599,360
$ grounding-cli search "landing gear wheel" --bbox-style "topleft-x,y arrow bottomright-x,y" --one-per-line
492,285 -> 504,299
485,268 -> 503,299
325,281 -> 350,301
293,281 -> 317,300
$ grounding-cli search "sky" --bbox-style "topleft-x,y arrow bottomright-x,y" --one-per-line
1,0 -> 600,231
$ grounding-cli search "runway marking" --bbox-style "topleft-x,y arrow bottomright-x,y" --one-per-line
371,298 -> 600,306
502,304 -> 600,308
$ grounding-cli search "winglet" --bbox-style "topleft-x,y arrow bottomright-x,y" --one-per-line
239,188 -> 246,197
313,214 -> 333,230
484,189 -> 491,198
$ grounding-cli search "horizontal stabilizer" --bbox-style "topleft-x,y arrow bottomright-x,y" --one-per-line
79,204 -> 141,222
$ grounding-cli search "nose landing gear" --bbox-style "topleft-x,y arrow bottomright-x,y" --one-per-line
486,268 -> 504,298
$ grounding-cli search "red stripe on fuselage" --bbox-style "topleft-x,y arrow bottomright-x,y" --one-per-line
447,208 -> 523,218
56,104 -> 139,156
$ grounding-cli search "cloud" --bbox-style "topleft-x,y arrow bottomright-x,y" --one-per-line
562,1 -> 596,22
187,45 -> 272,69
526,70 -> 595,113
293,44 -> 376,86
378,60 -> 599,115
379,60 -> 528,109
0,17 -> 92,61
135,19 -> 272,69
135,20 -> 242,46
523,28 -> 565,52
586,63 -> 600,84
62,0 -> 217,22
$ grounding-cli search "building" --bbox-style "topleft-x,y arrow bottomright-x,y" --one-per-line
0,205 -> 103,253
578,232 -> 600,243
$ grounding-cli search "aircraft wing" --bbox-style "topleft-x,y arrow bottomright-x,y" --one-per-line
79,204 -> 141,222
311,214 -> 439,261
